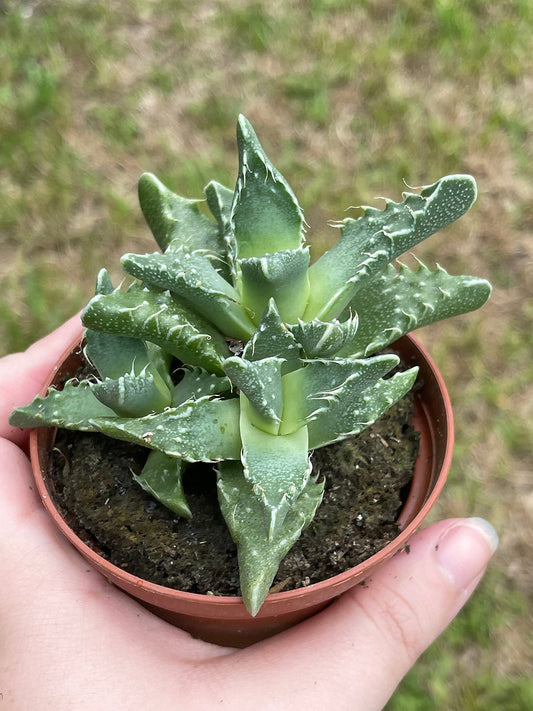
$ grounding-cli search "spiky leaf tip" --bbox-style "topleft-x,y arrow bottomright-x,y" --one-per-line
138,172 -> 225,258
231,115 -> 305,259
217,461 -> 323,615
134,450 -> 192,519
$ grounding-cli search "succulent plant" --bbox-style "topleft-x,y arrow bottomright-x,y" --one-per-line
11,115 -> 491,615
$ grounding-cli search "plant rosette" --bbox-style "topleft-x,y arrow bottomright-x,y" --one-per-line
12,115 -> 491,647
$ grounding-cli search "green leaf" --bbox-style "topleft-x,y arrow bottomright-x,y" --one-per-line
408,174 -> 478,244
172,367 -> 231,406
84,269 -> 152,380
11,382 -> 241,463
121,249 -> 256,340
204,180 -> 236,281
308,368 -> 419,449
84,274 -> 174,413
91,370 -> 172,417
242,299 -> 301,369
232,115 -> 305,258
223,356 -> 284,432
339,262 -> 493,357
217,461 -> 324,616
133,450 -> 191,519
90,397 -> 242,462
82,285 -> 230,373
138,172 -> 225,258
280,354 -> 399,435
288,314 -> 359,358
84,329 -> 149,381
239,246 -> 310,324
9,379 -> 118,430
240,396 -> 311,539
305,175 -> 478,320
204,180 -> 234,237
305,226 -> 392,322
145,342 -> 175,392
94,267 -> 114,295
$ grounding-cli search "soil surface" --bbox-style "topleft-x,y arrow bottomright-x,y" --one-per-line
47,393 -> 419,597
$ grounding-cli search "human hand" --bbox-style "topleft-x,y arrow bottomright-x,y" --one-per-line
0,318 -> 498,710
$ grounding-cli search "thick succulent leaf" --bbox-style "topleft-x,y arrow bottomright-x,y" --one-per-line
90,397 -> 241,462
289,314 -> 359,358
83,273 -> 174,410
133,450 -> 191,519
305,175 -> 478,320
404,174 -> 477,245
240,396 -> 311,539
339,262 -> 493,357
217,461 -> 324,616
138,172 -> 226,260
308,368 -> 419,449
204,180 -> 234,239
9,379 -> 118,430
91,370 -> 172,417
85,329 -> 150,381
204,180 -> 237,281
305,227 -> 393,322
145,342 -> 175,392
231,115 -> 305,258
280,354 -> 399,435
122,249 -> 255,340
243,299 -> 301,370
94,267 -> 114,295
172,367 -> 231,406
239,246 -> 310,324
223,356 -> 284,431
82,285 -> 230,373
83,269 -> 150,380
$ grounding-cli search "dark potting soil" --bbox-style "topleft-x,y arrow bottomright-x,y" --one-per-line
47,393 -> 419,597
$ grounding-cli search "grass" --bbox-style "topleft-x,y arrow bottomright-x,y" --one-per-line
2,0 -> 532,707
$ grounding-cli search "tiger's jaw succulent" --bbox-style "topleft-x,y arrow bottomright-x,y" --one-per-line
10,115 -> 491,616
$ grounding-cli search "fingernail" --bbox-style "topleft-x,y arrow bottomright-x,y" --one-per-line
435,518 -> 499,590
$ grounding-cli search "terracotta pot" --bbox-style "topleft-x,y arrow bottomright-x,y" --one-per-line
29,332 -> 453,648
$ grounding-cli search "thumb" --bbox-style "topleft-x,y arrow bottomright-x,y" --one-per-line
1,313 -> 83,448
240,518 -> 498,710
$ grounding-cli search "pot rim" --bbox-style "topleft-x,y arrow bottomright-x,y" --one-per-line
29,330 -> 453,614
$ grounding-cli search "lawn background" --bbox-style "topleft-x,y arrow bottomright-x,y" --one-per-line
1,1 -> 532,707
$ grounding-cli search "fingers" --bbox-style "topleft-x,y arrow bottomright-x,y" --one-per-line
233,518 -> 498,710
0,314 -> 83,448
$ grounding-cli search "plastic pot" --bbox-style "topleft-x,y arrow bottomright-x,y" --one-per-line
29,332 -> 453,648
